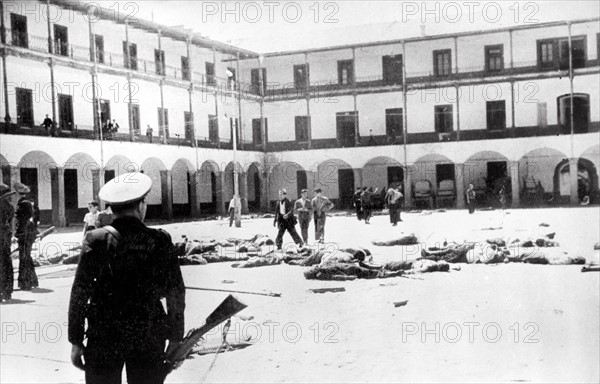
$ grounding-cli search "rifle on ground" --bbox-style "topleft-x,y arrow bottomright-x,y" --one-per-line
582,266 -> 600,272
186,286 -> 281,297
10,226 -> 56,256
164,294 -> 247,376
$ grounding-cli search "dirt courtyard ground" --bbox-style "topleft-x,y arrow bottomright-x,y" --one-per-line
1,206 -> 599,383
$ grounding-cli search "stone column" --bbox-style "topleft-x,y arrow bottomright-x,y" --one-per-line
9,165 -> 20,186
569,158 -> 579,205
455,163 -> 465,209
403,167 -> 413,209
239,171 -> 249,214
353,168 -> 363,189
189,171 -> 201,218
509,161 -> 520,208
216,171 -> 225,215
50,167 -> 66,227
160,170 -> 173,220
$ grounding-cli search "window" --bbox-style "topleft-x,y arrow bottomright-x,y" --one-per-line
485,45 -> 503,72
433,49 -> 452,77
434,105 -> 453,133
338,60 -> 354,85
155,49 -> 165,76
250,68 -> 267,94
16,88 -> 34,127
93,34 -> 104,64
227,67 -> 236,90
58,94 -> 74,131
53,24 -> 68,56
252,118 -> 267,145
130,104 -> 140,136
10,13 -> 28,48
99,99 -> 110,130
184,111 -> 194,140
295,116 -> 310,142
181,56 -> 190,81
557,93 -> 590,134
158,107 -> 169,138
385,108 -> 403,137
486,100 -> 506,130
382,54 -> 403,85
208,114 -> 218,143
294,64 -> 309,89
122,42 -> 137,70
205,62 -> 215,86
538,39 -> 555,69
559,37 -> 587,69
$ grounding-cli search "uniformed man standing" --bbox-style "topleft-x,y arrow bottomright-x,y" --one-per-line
68,172 -> 185,384
311,188 -> 334,243
294,189 -> 312,244
14,182 -> 39,291
0,183 -> 15,302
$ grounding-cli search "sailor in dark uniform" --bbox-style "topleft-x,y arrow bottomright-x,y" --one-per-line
0,183 -> 15,301
14,182 -> 39,291
68,172 -> 186,384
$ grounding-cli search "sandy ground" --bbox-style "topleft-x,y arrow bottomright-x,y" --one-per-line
1,207 -> 599,383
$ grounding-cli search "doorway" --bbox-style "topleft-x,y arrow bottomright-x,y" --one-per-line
336,112 -> 357,147
338,169 -> 355,209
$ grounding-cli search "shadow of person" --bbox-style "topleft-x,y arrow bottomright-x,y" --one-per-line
31,288 -> 54,294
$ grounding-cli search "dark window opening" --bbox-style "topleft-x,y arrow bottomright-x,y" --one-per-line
434,105 -> 453,133
385,108 -> 403,137
208,114 -> 218,143
251,68 -> 267,94
433,49 -> 452,77
557,93 -> 590,134
184,111 -> 194,141
382,54 -> 403,85
158,107 -> 169,138
155,49 -> 165,76
338,60 -> 354,85
122,42 -> 138,70
10,13 -> 28,48
93,34 -> 104,63
205,62 -> 215,86
559,37 -> 587,69
294,64 -> 309,89
53,24 -> 68,56
485,44 -> 503,72
58,94 -> 74,131
295,116 -> 310,142
486,100 -> 506,130
181,56 -> 190,81
16,87 -> 34,127
252,118 -> 267,145
336,111 -> 357,147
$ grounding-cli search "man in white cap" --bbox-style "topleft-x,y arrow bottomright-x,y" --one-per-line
68,172 -> 185,384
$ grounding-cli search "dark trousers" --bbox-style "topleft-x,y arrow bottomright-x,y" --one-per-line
467,201 -> 475,214
355,202 -> 363,220
0,232 -> 14,297
314,213 -> 327,241
17,234 -> 38,290
298,216 -> 310,243
275,223 -> 303,248
389,203 -> 401,224
363,204 -> 372,222
85,338 -> 166,384
229,208 -> 235,227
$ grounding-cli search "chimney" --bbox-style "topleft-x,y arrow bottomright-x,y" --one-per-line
420,24 -> 426,37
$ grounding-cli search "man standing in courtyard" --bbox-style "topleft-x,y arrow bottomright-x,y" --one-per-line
14,182 -> 39,291
294,189 -> 312,244
466,183 -> 476,214
273,189 -> 303,250
69,173 -> 185,384
311,188 -> 334,243
0,183 -> 15,302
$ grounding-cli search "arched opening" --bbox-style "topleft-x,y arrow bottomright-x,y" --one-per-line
316,159 -> 354,210
64,153 -> 100,224
554,158 -> 598,205
464,151 -> 510,207
557,93 -> 590,134
199,161 -> 220,215
140,157 -> 167,220
172,159 -> 195,218
247,162 -> 262,212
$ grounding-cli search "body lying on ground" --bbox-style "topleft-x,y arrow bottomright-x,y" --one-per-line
372,234 -> 418,246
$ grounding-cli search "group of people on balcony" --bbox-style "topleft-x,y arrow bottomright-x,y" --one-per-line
101,119 -> 119,140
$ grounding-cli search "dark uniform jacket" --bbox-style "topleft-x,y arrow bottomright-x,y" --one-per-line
274,198 -> 297,228
0,199 -> 14,237
15,197 -> 39,239
68,216 -> 185,348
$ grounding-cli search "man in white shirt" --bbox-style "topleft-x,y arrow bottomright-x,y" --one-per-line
82,201 -> 99,237
228,198 -> 236,227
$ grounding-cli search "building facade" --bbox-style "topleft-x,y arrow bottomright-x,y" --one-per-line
1,0 -> 598,226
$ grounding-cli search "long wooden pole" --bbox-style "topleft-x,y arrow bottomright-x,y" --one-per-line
186,286 -> 281,298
